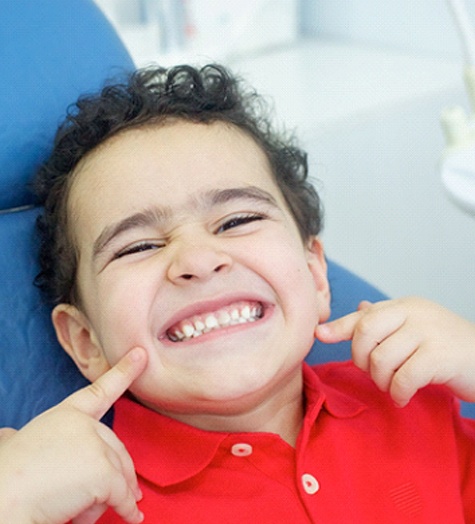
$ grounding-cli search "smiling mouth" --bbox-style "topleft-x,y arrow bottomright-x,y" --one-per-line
166,301 -> 264,342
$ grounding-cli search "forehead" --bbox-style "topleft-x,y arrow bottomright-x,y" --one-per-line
69,120 -> 283,219
67,121 -> 290,250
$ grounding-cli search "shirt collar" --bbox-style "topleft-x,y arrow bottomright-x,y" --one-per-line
302,362 -> 367,419
114,396 -> 228,486
113,363 -> 366,487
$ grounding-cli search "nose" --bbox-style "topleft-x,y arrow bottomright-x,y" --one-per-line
167,236 -> 233,284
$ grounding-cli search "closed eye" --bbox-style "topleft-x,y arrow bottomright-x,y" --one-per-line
216,213 -> 265,234
114,241 -> 164,260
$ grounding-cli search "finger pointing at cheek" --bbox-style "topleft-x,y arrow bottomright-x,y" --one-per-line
63,347 -> 148,421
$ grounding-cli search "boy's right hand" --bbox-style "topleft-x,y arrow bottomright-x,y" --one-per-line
0,347 -> 147,524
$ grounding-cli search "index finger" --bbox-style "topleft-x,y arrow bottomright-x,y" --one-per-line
315,310 -> 364,343
63,347 -> 148,420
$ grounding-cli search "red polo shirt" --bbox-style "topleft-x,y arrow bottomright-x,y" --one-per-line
99,362 -> 475,523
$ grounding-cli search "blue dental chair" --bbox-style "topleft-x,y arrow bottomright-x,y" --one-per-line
0,0 -> 135,428
5,0 -> 464,430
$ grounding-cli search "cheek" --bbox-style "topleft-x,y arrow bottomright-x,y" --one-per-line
254,240 -> 321,324
83,270 -> 156,359
281,253 -> 322,327
270,242 -> 318,293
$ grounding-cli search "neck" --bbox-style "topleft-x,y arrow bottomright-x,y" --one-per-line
159,370 -> 305,447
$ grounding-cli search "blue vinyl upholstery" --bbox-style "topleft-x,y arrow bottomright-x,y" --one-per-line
0,0 -> 134,209
0,0 -> 134,427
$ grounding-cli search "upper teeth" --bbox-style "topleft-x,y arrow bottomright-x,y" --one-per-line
167,302 -> 263,342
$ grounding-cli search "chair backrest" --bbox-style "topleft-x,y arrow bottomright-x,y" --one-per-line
0,0 -> 392,429
0,0 -> 135,428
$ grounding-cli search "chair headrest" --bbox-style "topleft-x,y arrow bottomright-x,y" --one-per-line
0,0 -> 135,210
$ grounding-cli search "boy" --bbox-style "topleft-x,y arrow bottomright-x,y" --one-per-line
1,64 -> 475,523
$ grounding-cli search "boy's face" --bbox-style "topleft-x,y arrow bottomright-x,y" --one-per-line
54,121 -> 330,418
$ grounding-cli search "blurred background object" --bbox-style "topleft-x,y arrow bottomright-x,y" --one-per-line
439,0 -> 475,219
93,0 -> 298,64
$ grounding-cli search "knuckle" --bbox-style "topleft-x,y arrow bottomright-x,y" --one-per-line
369,347 -> 386,371
354,314 -> 376,340
391,367 -> 415,398
87,380 -> 110,403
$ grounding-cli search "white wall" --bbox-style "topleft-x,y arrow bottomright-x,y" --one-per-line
235,41 -> 475,321
94,0 -> 299,65
308,0 -> 475,60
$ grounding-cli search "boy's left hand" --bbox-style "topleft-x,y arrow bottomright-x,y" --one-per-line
315,297 -> 475,407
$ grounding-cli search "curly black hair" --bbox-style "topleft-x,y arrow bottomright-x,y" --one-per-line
34,64 -> 323,306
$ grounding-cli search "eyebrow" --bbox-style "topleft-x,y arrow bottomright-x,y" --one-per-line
92,186 -> 279,259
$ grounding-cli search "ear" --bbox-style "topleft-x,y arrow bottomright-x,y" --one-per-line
52,304 -> 111,382
306,237 -> 331,323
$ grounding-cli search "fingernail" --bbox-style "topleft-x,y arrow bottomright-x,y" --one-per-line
0,427 -> 15,439
394,400 -> 408,408
129,347 -> 145,362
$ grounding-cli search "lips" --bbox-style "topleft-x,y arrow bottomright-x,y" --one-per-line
165,300 -> 264,342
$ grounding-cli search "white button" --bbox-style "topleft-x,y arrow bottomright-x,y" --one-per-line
231,443 -> 253,457
302,473 -> 319,495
